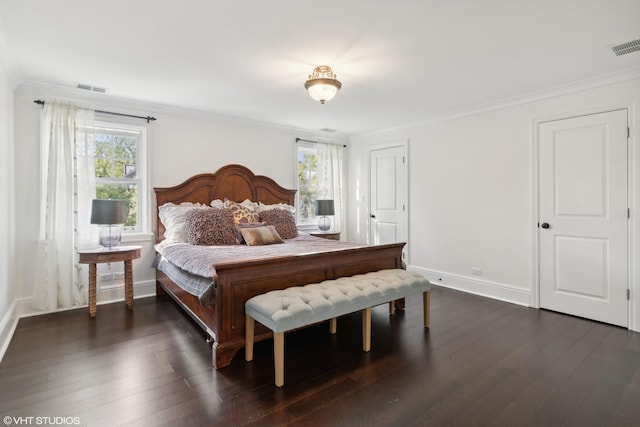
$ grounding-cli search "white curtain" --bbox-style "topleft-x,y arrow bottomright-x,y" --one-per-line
32,102 -> 96,311
317,142 -> 344,233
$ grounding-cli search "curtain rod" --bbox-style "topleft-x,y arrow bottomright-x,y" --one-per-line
296,137 -> 346,148
34,100 -> 157,123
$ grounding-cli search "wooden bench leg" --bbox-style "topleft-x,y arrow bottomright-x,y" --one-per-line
362,308 -> 371,352
423,291 -> 431,328
245,315 -> 255,361
274,332 -> 284,387
329,317 -> 337,334
389,299 -> 405,314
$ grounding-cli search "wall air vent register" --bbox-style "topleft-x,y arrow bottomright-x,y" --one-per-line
611,38 -> 640,56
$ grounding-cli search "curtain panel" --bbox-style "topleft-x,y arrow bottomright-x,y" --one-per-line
317,142 -> 344,233
32,103 -> 96,311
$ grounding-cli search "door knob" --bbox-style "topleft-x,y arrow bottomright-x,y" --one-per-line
370,214 -> 376,218
540,222 -> 550,229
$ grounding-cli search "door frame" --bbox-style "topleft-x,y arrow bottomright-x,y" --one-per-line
368,139 -> 409,262
530,106 -> 634,329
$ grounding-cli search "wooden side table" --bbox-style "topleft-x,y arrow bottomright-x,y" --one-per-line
310,231 -> 341,241
78,245 -> 142,317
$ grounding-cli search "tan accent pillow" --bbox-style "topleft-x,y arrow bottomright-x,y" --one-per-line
224,200 -> 260,225
239,225 -> 284,246
259,208 -> 298,239
236,222 -> 267,244
184,208 -> 237,245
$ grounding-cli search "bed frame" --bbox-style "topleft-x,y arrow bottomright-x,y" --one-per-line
154,164 -> 405,368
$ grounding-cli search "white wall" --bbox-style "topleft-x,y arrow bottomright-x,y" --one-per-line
13,82 -> 347,314
349,75 -> 640,331
0,52 -> 16,359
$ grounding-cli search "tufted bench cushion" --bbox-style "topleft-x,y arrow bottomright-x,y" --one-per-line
245,268 -> 432,386
245,269 -> 431,333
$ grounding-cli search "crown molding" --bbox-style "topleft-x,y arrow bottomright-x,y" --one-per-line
355,66 -> 640,138
17,80 -> 349,144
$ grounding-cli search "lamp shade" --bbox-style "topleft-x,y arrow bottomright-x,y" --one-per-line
90,199 -> 126,225
315,199 -> 335,216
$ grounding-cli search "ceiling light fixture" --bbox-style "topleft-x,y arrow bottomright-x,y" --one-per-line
305,65 -> 342,104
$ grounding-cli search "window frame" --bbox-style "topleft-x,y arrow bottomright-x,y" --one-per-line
93,118 -> 149,234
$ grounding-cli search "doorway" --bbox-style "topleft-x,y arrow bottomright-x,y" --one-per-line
369,142 -> 408,260
538,109 -> 628,327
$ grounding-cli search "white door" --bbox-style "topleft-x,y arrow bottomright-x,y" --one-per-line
370,145 -> 407,255
539,109 -> 628,327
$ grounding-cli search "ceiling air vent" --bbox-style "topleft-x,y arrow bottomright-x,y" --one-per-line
611,38 -> 640,56
77,83 -> 108,94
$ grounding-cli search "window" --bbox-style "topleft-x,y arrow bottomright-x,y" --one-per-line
93,120 -> 148,232
296,142 -> 318,227
296,139 -> 345,232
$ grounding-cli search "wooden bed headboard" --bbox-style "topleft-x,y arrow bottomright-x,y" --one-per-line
154,164 -> 296,242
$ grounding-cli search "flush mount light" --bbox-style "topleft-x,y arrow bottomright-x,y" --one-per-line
305,65 -> 342,104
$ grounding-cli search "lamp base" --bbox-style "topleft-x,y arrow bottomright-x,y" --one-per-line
99,226 -> 121,249
318,216 -> 331,232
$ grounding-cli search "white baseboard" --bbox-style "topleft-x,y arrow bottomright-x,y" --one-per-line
97,279 -> 156,306
12,280 -> 157,319
408,266 -> 531,307
0,300 -> 18,363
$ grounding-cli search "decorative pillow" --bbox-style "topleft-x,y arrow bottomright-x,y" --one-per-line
238,222 -> 267,228
158,202 -> 205,243
224,200 -> 260,225
259,208 -> 298,239
256,202 -> 296,214
210,199 -> 224,208
224,198 -> 258,209
239,199 -> 259,209
184,208 -> 237,246
239,225 -> 284,246
236,221 -> 268,244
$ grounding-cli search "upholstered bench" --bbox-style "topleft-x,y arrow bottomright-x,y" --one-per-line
244,268 -> 432,387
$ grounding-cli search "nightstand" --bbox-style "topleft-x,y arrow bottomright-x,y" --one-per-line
310,231 -> 341,241
78,245 -> 142,317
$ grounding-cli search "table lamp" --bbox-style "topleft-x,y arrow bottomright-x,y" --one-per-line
91,199 -> 126,249
315,199 -> 335,232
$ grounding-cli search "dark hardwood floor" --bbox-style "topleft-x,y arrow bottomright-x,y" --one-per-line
2,286 -> 640,426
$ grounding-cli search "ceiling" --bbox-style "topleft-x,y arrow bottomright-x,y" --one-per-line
1,0 -> 640,135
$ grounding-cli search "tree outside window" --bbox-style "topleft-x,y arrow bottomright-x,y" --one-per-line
297,144 -> 318,225
94,126 -> 141,229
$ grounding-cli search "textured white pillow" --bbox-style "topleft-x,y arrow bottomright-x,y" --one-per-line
210,199 -> 225,208
158,202 -> 205,243
238,199 -> 258,209
256,202 -> 296,213
212,198 -> 258,209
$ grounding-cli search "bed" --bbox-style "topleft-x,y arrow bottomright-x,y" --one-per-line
154,164 -> 405,368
